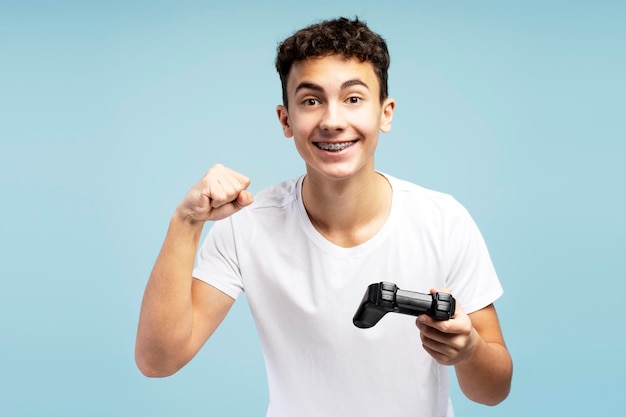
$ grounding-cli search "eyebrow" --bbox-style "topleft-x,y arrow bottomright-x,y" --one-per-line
294,79 -> 370,95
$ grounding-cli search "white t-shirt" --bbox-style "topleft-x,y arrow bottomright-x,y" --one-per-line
193,174 -> 503,417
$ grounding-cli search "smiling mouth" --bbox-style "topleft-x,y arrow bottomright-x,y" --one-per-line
314,140 -> 357,152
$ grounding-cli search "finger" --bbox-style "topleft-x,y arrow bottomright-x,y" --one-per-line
423,326 -> 464,349
205,176 -> 239,208
419,325 -> 455,356
418,324 -> 467,362
416,312 -> 466,336
214,164 -> 252,191
208,190 -> 255,220
416,313 -> 448,330
429,288 -> 464,319
417,318 -> 451,343
420,334 -> 448,355
208,181 -> 236,208
236,190 -> 255,207
421,344 -> 455,366
214,169 -> 250,196
203,167 -> 251,208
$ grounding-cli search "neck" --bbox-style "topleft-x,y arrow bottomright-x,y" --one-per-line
302,171 -> 392,248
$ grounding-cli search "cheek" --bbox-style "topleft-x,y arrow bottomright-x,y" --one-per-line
290,127 -> 308,146
292,139 -> 314,164
354,107 -> 383,128
289,116 -> 316,138
355,116 -> 383,137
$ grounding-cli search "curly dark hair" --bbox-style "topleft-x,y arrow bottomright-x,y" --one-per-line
275,17 -> 390,107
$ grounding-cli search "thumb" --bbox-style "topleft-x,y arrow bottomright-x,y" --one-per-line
236,190 -> 254,208
208,190 -> 254,221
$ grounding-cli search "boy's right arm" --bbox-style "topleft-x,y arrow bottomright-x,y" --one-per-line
135,164 -> 254,377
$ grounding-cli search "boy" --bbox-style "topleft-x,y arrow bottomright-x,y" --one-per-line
136,17 -> 512,416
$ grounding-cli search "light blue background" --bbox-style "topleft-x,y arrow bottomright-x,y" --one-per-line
1,0 -> 624,415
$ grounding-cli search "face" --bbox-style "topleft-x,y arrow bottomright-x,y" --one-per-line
276,55 -> 395,183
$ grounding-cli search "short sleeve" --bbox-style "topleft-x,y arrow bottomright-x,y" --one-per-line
443,202 -> 503,314
192,218 -> 244,300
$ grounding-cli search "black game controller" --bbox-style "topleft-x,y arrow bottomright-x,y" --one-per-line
353,282 -> 456,328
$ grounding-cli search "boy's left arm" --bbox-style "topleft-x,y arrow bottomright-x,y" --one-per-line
415,295 -> 513,406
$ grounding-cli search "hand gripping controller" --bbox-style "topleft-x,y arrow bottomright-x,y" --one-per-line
353,282 -> 456,328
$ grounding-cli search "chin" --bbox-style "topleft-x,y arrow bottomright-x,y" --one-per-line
307,162 -> 372,182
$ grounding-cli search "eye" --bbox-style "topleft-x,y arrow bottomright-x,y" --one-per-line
346,96 -> 362,104
302,98 -> 319,106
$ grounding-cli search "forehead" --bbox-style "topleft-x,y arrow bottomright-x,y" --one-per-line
287,55 -> 379,94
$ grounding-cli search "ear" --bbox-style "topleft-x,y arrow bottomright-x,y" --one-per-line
276,105 -> 293,138
379,98 -> 395,133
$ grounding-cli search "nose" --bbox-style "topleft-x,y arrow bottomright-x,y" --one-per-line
319,102 -> 347,132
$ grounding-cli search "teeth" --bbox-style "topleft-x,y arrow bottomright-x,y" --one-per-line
315,141 -> 355,152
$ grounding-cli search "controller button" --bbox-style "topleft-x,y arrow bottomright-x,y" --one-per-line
437,301 -> 450,312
